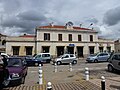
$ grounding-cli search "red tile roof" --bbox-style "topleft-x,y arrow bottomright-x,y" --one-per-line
19,34 -> 35,38
39,25 -> 92,31
0,33 -> 7,37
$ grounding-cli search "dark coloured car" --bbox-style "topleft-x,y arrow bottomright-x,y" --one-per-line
6,57 -> 28,85
108,53 -> 120,72
25,53 -> 51,66
25,58 -> 43,66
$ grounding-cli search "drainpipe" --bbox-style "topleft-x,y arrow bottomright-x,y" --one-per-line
35,28 -> 37,55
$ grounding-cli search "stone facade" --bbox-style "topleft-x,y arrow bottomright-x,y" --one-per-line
5,24 -> 115,57
0,33 -> 7,53
114,39 -> 120,52
6,35 -> 35,56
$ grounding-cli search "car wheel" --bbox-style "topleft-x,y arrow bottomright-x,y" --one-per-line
3,70 -> 10,87
21,77 -> 25,84
72,60 -> 77,64
2,79 -> 10,87
57,61 -> 61,65
94,59 -> 98,63
108,65 -> 114,72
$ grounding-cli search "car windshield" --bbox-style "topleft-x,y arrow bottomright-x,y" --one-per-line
90,52 -> 99,56
34,55 -> 41,59
7,58 -> 23,67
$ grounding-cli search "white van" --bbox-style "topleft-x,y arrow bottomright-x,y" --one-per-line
34,53 -> 51,63
1,53 -> 9,58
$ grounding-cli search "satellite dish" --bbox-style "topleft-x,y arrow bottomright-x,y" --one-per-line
67,21 -> 73,26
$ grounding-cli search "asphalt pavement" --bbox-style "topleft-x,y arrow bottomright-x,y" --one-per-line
3,58 -> 120,90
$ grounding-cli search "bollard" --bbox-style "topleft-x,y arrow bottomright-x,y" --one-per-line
69,63 -> 72,72
38,69 -> 43,85
85,67 -> 89,81
54,63 -> 57,72
39,64 -> 42,70
47,82 -> 52,90
101,76 -> 105,90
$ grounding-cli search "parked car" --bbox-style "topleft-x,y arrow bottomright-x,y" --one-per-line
53,54 -> 78,65
25,58 -> 43,66
1,53 -> 10,58
25,53 -> 51,66
6,57 -> 28,85
34,53 -> 51,63
0,56 -> 9,89
108,53 -> 120,72
86,52 -> 110,63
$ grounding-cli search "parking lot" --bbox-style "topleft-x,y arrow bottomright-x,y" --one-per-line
3,59 -> 120,90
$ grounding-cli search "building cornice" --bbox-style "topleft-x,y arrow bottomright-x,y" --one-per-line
36,28 -> 98,33
36,40 -> 114,44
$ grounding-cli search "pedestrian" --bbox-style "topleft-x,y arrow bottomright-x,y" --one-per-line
0,55 -> 9,89
1,55 -> 8,68
0,55 -> 6,89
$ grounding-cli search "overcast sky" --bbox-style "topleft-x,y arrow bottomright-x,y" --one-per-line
0,0 -> 120,39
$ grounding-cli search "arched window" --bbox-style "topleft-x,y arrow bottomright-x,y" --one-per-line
2,40 -> 6,45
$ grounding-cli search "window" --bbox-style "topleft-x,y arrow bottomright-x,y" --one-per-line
78,35 -> 81,41
12,46 -> 20,55
2,40 -> 6,45
58,34 -> 62,41
70,54 -> 74,57
0,37 -> 1,41
69,34 -> 72,41
112,54 -> 120,60
90,35 -> 93,42
42,54 -> 50,57
89,46 -> 94,54
26,46 -> 33,55
42,46 -> 50,53
99,47 -> 103,52
99,53 -> 108,56
8,58 -> 22,67
64,55 -> 69,58
107,47 -> 111,53
35,55 -> 41,59
44,33 -> 50,41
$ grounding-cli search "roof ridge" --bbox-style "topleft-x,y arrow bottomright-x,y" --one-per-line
39,25 -> 92,31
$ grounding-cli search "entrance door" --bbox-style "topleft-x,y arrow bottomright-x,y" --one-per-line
99,47 -> 103,52
107,47 -> 111,53
77,46 -> 83,57
56,46 -> 64,56
89,46 -> 94,54
12,46 -> 20,55
42,46 -> 50,53
26,46 -> 33,55
67,47 -> 74,54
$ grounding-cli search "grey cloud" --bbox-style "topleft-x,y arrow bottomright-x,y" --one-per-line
0,0 -> 20,14
86,18 -> 98,24
2,14 -> 48,34
0,0 -> 120,39
103,6 -> 120,26
17,10 -> 47,21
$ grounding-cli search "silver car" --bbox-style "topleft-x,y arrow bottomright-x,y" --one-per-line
86,52 -> 110,63
54,54 -> 78,65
